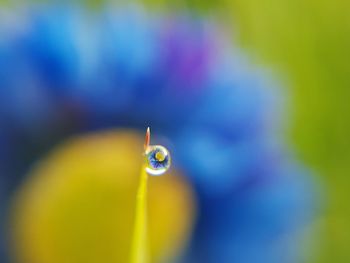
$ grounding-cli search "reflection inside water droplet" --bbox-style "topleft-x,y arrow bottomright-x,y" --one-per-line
145,145 -> 171,176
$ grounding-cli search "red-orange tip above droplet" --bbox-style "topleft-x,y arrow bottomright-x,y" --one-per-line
144,127 -> 151,152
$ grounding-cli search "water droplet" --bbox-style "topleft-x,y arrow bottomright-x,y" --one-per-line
145,145 -> 171,176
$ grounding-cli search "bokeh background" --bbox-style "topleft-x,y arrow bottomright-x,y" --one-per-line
0,0 -> 349,263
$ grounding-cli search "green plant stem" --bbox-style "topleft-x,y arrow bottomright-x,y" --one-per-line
130,164 -> 148,263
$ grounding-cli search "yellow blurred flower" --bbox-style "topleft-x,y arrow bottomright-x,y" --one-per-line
10,130 -> 195,263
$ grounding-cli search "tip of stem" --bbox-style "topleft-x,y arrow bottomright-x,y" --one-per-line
144,127 -> 151,152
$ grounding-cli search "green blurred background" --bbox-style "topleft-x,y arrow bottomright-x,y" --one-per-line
1,0 -> 349,262
221,2 -> 350,262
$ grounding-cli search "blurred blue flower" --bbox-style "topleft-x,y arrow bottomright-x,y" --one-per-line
0,5 -> 317,263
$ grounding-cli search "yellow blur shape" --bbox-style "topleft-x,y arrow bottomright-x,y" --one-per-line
10,130 -> 195,263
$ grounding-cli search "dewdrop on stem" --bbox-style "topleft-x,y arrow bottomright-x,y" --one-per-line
143,127 -> 171,176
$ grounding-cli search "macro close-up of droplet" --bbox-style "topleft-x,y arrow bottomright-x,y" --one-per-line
145,145 -> 171,176
1,1 -> 341,262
